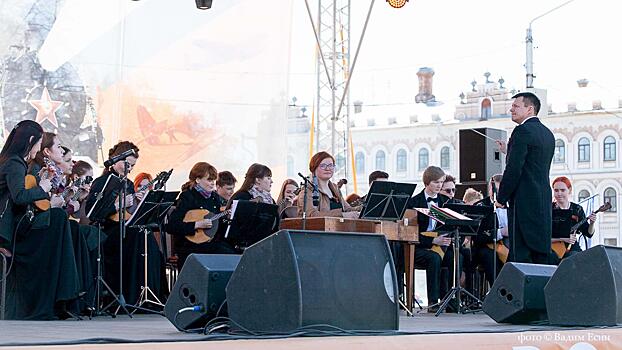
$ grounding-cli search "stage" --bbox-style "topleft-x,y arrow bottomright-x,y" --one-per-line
1,312 -> 621,349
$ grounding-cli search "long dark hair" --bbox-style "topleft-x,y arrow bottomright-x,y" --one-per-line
103,141 -> 140,175
32,132 -> 58,167
0,120 -> 44,164
238,163 -> 272,192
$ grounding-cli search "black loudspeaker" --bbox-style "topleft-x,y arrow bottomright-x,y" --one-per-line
483,262 -> 556,324
545,245 -> 622,326
459,128 -> 506,184
164,254 -> 240,331
226,230 -> 399,332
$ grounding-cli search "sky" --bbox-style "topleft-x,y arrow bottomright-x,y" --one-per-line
288,0 -> 622,116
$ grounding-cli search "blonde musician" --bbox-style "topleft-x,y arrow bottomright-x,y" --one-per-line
297,151 -> 359,218
166,162 -> 237,268
550,176 -> 597,263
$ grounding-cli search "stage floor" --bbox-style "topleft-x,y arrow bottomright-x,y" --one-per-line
1,313 -> 621,349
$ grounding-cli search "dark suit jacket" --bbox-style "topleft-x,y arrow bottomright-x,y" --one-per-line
408,190 -> 453,249
497,117 -> 555,253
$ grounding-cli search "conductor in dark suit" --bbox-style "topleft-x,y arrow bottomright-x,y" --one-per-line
495,92 -> 555,264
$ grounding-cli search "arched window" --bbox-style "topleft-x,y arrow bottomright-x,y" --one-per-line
604,187 -> 617,212
604,136 -> 616,161
480,98 -> 492,120
375,150 -> 386,171
578,137 -> 591,163
577,190 -> 590,203
440,146 -> 450,169
418,148 -> 429,171
396,149 -> 408,173
287,156 -> 295,177
554,139 -> 565,163
355,152 -> 365,174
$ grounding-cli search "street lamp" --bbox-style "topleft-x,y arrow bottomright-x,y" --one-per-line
525,0 -> 576,88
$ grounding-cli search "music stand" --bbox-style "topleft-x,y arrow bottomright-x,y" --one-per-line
552,209 -> 573,239
423,205 -> 481,316
225,200 -> 279,249
360,181 -> 417,221
126,191 -> 169,314
86,173 -> 132,318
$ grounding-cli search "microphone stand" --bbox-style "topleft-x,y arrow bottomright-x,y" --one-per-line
490,181 -> 499,283
298,173 -> 317,231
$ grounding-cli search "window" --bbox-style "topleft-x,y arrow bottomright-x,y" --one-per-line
578,137 -> 591,163
577,190 -> 591,203
604,238 -> 618,247
375,150 -> 386,171
604,136 -> 616,161
440,147 -> 450,169
604,187 -> 617,212
287,156 -> 294,177
480,98 -> 492,120
418,148 -> 429,171
355,152 -> 365,174
396,149 -> 408,173
554,139 -> 565,163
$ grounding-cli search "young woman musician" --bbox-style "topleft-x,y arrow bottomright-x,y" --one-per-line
296,151 -> 359,218
27,132 -> 66,209
166,162 -> 237,269
229,163 -> 276,204
84,141 -> 165,306
133,172 -> 153,193
0,120 -> 81,320
277,179 -> 299,218
551,176 -> 597,263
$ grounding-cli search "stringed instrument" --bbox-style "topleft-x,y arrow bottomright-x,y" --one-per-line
24,157 -> 62,211
109,169 -> 172,222
183,209 -> 231,244
61,176 -> 93,202
551,202 -> 611,259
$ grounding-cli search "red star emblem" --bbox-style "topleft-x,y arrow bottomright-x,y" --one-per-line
28,87 -> 62,128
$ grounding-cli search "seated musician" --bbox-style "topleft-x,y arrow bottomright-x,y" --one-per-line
70,161 -> 94,224
167,162 -> 237,269
0,121 -> 81,320
550,176 -> 597,264
27,132 -> 67,209
84,141 -> 165,306
277,179 -> 299,218
472,175 -> 506,286
408,166 -> 460,311
441,174 -> 464,203
133,172 -> 153,193
297,151 -> 360,218
216,171 -> 237,209
229,163 -> 276,204
359,170 -> 389,205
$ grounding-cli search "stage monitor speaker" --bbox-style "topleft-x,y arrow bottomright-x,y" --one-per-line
483,262 -> 556,324
459,128 -> 506,184
164,254 -> 240,331
545,245 -> 622,326
226,230 -> 399,332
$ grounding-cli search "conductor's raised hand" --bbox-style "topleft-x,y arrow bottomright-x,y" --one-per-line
495,139 -> 507,154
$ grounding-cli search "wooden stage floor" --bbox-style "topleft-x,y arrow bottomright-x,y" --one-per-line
1,313 -> 621,349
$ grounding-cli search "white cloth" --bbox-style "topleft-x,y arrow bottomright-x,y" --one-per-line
495,207 -> 508,241
424,192 -> 438,231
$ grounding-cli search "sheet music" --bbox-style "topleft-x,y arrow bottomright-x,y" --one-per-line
224,200 -> 238,238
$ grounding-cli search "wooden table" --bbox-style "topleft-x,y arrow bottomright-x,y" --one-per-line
279,212 -> 420,312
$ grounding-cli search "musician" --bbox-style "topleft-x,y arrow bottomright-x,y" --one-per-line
27,132 -> 65,209
133,172 -> 153,193
216,171 -> 237,208
550,176 -> 597,263
441,175 -> 462,203
84,141 -> 165,306
167,162 -> 237,269
0,120 -> 81,320
462,188 -> 483,204
359,170 -> 389,204
70,161 -> 94,224
297,151 -> 360,218
408,166 -> 460,311
471,175 -> 506,287
277,179 -> 299,218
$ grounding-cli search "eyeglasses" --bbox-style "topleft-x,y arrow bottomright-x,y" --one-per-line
443,188 -> 456,193
319,163 -> 335,170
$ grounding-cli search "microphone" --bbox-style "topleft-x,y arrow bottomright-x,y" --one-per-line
104,149 -> 136,167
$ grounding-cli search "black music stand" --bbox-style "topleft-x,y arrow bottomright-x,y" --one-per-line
126,191 -> 172,314
552,209 -> 573,239
86,173 -> 132,318
360,181 -> 417,221
425,207 -> 481,316
225,200 -> 279,249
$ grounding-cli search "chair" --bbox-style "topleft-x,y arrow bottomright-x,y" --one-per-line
0,247 -> 12,320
